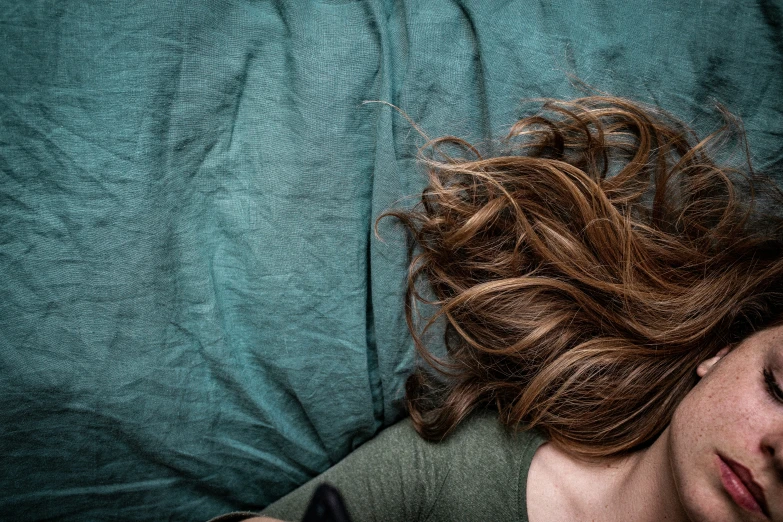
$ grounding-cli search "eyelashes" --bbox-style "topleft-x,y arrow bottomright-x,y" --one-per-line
763,367 -> 783,404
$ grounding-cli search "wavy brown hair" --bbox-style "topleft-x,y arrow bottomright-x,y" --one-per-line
384,96 -> 783,459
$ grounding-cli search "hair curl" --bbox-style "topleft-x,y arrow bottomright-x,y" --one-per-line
384,96 -> 783,459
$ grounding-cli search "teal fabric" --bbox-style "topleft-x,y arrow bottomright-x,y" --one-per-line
1,1 -> 781,520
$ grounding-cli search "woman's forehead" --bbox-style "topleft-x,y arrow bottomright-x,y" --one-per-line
740,325 -> 783,358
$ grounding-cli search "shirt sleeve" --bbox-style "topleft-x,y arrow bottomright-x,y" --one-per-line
259,413 -> 545,522
260,418 -> 444,522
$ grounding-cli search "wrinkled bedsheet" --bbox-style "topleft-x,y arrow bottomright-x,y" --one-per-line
1,1 -> 782,520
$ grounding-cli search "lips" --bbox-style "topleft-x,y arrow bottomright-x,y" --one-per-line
718,455 -> 769,518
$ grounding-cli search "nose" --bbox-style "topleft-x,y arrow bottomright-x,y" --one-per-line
761,432 -> 783,482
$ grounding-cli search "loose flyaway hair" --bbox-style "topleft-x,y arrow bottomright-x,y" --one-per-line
383,96 -> 783,459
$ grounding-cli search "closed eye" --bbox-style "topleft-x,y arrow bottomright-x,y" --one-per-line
763,367 -> 783,404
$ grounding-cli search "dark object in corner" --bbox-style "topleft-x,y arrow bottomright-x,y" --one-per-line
302,484 -> 353,522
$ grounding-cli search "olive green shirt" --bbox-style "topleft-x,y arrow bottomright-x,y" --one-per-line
254,412 -> 545,522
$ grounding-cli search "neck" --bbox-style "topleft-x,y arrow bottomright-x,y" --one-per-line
528,427 -> 691,522
592,427 -> 689,522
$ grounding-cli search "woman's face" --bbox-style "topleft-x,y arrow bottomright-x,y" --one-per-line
669,324 -> 783,521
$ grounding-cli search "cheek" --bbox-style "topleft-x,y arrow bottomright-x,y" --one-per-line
668,372 -> 768,492
668,376 -> 743,476
702,374 -> 771,437
667,390 -> 729,520
674,363 -> 763,444
671,381 -> 724,449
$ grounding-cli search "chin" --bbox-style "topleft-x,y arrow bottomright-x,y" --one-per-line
678,484 -> 739,522
671,458 -> 730,522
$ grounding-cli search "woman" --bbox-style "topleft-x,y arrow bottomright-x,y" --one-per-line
217,97 -> 783,521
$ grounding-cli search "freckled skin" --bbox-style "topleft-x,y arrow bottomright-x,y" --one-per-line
669,327 -> 783,521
